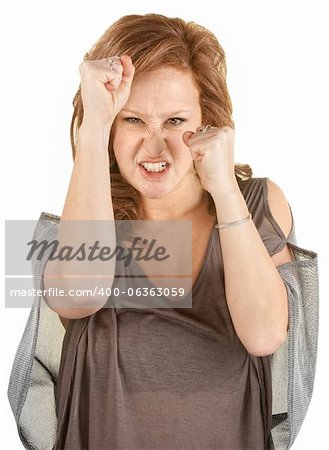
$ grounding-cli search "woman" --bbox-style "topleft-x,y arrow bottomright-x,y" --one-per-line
46,13 -> 295,449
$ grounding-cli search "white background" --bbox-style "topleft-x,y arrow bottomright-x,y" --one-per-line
2,0 -> 328,448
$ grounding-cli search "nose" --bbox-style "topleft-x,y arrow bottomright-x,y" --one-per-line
141,126 -> 167,156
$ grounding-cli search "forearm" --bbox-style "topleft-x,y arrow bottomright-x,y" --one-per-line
44,120 -> 116,316
62,120 -> 114,221
212,182 -> 288,356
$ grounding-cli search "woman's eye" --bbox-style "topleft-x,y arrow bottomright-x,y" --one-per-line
124,117 -> 142,124
124,117 -> 186,126
167,118 -> 186,126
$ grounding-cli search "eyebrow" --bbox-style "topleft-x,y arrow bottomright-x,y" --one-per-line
121,109 -> 191,117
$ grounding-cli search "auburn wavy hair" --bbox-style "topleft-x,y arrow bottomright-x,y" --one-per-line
70,13 -> 252,220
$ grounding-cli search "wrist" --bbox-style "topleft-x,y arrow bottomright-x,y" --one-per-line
79,117 -> 114,134
77,119 -> 113,148
208,179 -> 241,201
210,182 -> 250,224
215,213 -> 252,230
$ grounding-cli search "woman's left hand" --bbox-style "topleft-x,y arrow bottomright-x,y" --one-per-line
182,126 -> 238,195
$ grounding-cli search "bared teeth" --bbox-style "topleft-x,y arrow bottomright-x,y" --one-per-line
141,162 -> 167,173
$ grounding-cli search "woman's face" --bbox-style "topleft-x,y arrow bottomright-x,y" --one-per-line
112,67 -> 202,199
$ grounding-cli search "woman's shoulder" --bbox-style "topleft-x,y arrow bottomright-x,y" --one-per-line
236,175 -> 267,199
237,174 -> 290,216
237,175 -> 286,190
237,175 -> 294,257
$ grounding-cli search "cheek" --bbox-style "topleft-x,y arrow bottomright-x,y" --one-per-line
112,134 -> 136,163
112,135 -> 121,160
168,134 -> 192,160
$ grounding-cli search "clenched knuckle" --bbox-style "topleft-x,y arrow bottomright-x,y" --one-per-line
79,60 -> 92,74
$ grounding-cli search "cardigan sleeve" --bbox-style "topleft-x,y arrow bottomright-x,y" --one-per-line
270,214 -> 319,449
7,212 -> 64,450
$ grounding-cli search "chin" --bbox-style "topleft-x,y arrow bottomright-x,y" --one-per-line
139,188 -> 170,199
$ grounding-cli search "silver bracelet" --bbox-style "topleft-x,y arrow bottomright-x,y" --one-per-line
215,213 -> 252,230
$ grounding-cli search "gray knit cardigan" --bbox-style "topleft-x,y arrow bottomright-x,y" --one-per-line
7,210 -> 319,450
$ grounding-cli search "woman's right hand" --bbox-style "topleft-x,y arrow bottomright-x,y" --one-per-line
79,55 -> 135,125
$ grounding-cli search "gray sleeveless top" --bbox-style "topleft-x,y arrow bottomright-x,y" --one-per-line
7,176 -> 319,450
54,177 -> 288,449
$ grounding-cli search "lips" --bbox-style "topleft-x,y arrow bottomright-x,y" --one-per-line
138,163 -> 170,179
139,160 -> 170,164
